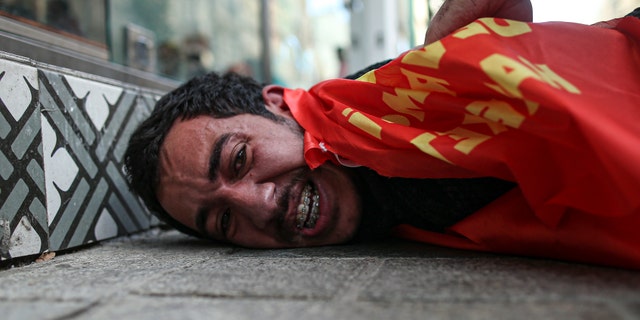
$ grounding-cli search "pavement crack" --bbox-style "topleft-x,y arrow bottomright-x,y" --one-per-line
133,291 -> 320,301
50,300 -> 101,320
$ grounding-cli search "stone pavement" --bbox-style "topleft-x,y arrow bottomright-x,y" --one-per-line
1,228 -> 639,320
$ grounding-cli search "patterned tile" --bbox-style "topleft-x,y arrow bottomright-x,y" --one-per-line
0,55 -> 157,259
0,59 -> 48,260
39,70 -> 152,251
136,92 -> 161,228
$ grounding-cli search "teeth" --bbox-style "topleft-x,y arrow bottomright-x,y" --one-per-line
296,184 -> 320,229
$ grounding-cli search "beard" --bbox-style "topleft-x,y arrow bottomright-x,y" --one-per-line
268,115 -> 331,245
272,113 -> 367,246
272,167 -> 313,244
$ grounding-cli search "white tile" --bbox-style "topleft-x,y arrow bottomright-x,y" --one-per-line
65,76 -> 122,130
41,117 -> 78,225
0,59 -> 38,122
9,216 -> 42,257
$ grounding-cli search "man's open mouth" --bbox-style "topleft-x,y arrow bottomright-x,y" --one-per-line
296,183 -> 320,229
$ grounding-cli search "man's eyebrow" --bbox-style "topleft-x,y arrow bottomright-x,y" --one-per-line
209,132 -> 233,181
196,132 -> 233,239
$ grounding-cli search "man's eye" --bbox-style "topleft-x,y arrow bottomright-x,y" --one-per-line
233,145 -> 247,175
221,209 -> 231,236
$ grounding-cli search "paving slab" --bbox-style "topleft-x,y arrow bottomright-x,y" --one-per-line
0,229 -> 638,320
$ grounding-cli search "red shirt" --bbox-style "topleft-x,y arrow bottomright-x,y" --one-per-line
284,17 -> 640,269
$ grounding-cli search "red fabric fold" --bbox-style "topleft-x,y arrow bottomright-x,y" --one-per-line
284,17 -> 640,268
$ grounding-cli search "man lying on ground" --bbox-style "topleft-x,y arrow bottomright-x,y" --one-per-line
125,0 -> 640,269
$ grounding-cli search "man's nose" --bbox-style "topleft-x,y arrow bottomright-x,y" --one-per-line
219,181 -> 278,227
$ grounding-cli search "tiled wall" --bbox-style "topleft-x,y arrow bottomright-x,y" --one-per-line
0,54 -> 161,260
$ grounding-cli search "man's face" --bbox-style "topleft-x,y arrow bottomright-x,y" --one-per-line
155,87 -> 362,248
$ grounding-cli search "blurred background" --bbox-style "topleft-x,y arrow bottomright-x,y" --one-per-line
1,0 -> 637,89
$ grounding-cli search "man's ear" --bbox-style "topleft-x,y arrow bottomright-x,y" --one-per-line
262,84 -> 293,118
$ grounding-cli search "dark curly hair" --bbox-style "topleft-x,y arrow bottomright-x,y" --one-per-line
124,72 -> 278,237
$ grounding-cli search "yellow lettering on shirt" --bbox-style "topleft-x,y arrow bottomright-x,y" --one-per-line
454,18 -> 531,40
479,18 -> 532,37
401,68 -> 456,96
410,132 -> 452,163
448,127 -> 493,155
382,114 -> 411,126
410,126 -> 493,161
480,54 -> 540,98
402,40 -> 447,69
466,99 -> 526,128
382,88 -> 429,122
344,110 -> 382,139
462,114 -> 508,134
524,100 -> 539,115
481,54 -> 581,98
357,70 -> 377,83
519,59 -> 581,94
453,21 -> 491,39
